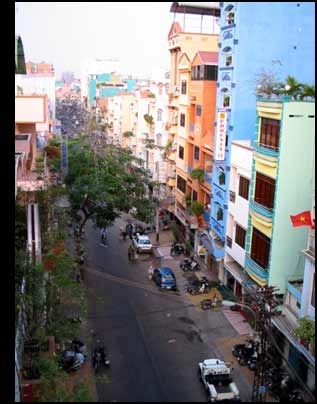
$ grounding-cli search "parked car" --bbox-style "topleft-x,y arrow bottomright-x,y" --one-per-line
152,267 -> 177,291
132,235 -> 153,253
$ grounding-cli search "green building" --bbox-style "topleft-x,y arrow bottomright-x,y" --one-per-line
244,98 -> 315,294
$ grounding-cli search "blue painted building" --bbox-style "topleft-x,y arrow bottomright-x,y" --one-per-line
88,73 -> 136,106
207,2 -> 315,272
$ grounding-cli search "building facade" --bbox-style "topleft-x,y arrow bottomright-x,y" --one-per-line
167,2 -> 220,248
208,2 -> 315,279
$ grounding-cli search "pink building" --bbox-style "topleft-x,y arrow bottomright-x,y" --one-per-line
15,95 -> 50,196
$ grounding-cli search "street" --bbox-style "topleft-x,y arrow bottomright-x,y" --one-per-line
82,217 -> 253,402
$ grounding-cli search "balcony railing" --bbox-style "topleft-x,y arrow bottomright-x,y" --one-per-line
253,141 -> 279,158
229,191 -> 236,203
250,198 -> 273,220
245,253 -> 269,280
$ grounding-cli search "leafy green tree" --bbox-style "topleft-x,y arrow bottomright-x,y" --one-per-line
65,138 -> 154,232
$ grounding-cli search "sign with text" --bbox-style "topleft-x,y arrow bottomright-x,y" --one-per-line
215,111 -> 227,161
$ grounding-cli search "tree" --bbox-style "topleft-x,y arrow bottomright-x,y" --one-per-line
65,137 -> 154,232
191,201 -> 204,218
123,131 -> 134,138
294,316 -> 315,355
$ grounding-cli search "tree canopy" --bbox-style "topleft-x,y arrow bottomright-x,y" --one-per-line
65,136 -> 156,230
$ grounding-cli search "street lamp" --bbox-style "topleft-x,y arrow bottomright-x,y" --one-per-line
221,300 -> 257,337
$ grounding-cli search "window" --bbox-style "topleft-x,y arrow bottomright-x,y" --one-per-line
254,172 -> 276,210
178,145 -> 184,159
196,105 -> 202,117
250,228 -> 271,269
157,109 -> 162,121
192,65 -> 218,81
204,65 -> 218,81
181,81 -> 187,95
260,118 -> 280,151
159,86 -> 163,95
311,274 -> 315,308
156,133 -> 162,146
194,146 -> 200,160
235,224 -> 246,249
225,54 -> 233,67
296,301 -> 301,309
226,10 -> 235,25
239,176 -> 250,200
180,113 -> 186,127
177,175 -> 186,193
192,190 -> 198,201
223,94 -> 231,108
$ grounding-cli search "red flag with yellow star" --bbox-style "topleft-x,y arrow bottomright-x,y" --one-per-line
290,211 -> 314,228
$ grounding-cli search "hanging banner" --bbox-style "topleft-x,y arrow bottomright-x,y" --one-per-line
215,110 -> 227,161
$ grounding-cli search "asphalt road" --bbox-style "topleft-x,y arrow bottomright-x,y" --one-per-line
82,217 -> 252,402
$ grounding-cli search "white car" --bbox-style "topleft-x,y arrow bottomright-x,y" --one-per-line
198,359 -> 240,402
132,235 -> 153,253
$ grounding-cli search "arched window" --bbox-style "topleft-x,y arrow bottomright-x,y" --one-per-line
157,109 -> 163,122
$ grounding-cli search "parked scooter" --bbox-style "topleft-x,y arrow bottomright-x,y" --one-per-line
59,350 -> 85,372
92,340 -> 110,371
232,339 -> 254,358
180,256 -> 200,271
170,242 -> 185,256
187,277 -> 211,295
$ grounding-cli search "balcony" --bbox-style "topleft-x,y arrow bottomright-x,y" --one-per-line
211,217 -> 225,240
287,277 -> 303,302
245,253 -> 269,283
253,141 -> 279,158
199,232 -> 225,259
250,198 -> 273,221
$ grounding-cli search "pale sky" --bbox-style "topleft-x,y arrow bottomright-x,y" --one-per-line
15,2 -> 174,78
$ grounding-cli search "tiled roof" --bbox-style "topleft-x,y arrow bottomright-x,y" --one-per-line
197,51 -> 218,65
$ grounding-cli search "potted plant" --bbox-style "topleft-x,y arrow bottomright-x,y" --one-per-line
223,95 -> 230,108
184,194 -> 191,206
218,170 -> 226,185
294,316 -> 315,355
216,207 -> 223,221
191,201 -> 204,219
191,168 -> 205,184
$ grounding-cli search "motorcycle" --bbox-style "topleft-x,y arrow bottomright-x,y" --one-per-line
237,344 -> 258,366
180,257 -> 200,272
187,277 -> 211,295
92,343 -> 110,371
170,242 -> 185,256
232,339 -> 254,357
59,350 -> 85,372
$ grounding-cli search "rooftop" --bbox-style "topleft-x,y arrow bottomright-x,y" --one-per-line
197,51 -> 218,65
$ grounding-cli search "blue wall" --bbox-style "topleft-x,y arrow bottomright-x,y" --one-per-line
210,1 -> 315,249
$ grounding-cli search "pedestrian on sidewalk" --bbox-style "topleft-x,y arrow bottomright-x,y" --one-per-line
148,265 -> 154,280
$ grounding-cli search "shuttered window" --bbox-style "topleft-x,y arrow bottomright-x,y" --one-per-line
250,228 -> 271,269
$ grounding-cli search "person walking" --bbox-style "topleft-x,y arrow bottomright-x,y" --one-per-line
148,265 -> 154,280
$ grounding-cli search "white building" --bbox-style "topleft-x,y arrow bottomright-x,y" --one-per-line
221,140 -> 253,300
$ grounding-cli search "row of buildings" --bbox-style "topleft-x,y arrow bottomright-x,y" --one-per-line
164,1 -> 315,394
84,2 -> 315,395
15,37 -> 57,402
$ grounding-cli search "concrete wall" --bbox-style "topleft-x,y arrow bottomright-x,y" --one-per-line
269,101 -> 315,292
